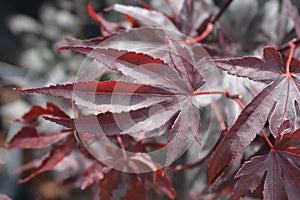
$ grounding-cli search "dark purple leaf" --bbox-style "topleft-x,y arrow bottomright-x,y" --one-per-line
166,100 -> 200,166
15,102 -> 70,123
45,100 -> 180,137
19,136 -> 76,183
212,47 -> 284,82
230,128 -> 300,200
209,47 -> 300,183
8,127 -> 72,149
19,81 -> 177,113
58,46 -> 190,92
168,37 -> 205,90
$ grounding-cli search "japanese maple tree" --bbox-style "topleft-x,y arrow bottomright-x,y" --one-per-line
5,0 -> 300,199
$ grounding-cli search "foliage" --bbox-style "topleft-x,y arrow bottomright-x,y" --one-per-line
6,0 -> 300,199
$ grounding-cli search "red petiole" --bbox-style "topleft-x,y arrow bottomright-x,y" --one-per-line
286,42 -> 295,76
193,90 -> 274,149
116,135 -> 127,160
185,0 -> 234,44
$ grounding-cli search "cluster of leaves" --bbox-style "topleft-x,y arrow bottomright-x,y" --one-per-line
6,0 -> 300,199
8,102 -> 176,199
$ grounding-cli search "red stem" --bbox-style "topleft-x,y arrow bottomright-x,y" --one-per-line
260,131 -> 274,149
286,42 -> 295,76
194,90 -> 274,149
233,98 -> 245,109
116,135 -> 127,160
193,90 -> 241,99
193,90 -> 228,96
278,38 -> 300,52
185,0 -> 234,44
88,2 -> 104,25
185,23 -> 214,44
194,90 -> 246,134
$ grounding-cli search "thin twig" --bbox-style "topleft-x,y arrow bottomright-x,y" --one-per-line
116,135 -> 127,160
185,0 -> 234,44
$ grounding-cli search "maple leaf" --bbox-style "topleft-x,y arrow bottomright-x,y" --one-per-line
208,46 -> 300,184
18,136 -> 77,183
8,127 -> 73,149
8,103 -> 72,149
229,127 -> 300,200
19,38 -> 209,166
14,102 -> 70,123
87,2 -> 176,37
87,0 -> 217,42
112,4 -> 178,31
9,1 -> 300,199
18,81 -> 177,113
7,102 -> 79,183
7,102 -> 74,151
111,0 -> 220,40
81,143 -> 175,200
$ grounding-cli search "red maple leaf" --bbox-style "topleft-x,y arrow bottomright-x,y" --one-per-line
80,136 -> 176,200
8,103 -> 77,183
19,37 -> 211,166
208,46 -> 300,183
229,127 -> 300,200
